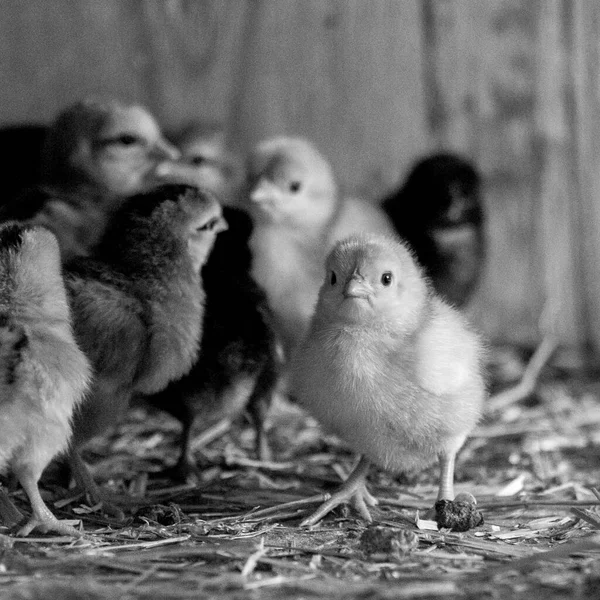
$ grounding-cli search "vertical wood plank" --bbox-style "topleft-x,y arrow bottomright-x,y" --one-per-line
0,0 -> 596,349
570,0 -> 600,353
230,0 -> 429,201
533,0 -> 583,347
424,0 -> 546,344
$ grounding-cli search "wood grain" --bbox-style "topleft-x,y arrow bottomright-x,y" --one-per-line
1,0 -> 599,349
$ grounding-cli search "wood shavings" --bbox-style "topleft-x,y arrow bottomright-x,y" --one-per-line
1,345 -> 600,599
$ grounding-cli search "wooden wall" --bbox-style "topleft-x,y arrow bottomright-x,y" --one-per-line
1,0 -> 599,351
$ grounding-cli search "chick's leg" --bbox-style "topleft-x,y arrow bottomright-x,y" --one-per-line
15,470 -> 81,537
166,414 -> 204,482
437,450 -> 456,501
301,455 -> 377,527
68,447 -> 125,521
420,449 -> 458,520
246,361 -> 277,462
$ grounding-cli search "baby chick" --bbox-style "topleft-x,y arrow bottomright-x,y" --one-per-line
145,205 -> 279,477
0,223 -> 91,536
291,234 -> 485,527
167,122 -> 246,207
246,136 -> 396,360
0,98 -> 180,261
65,184 -> 224,509
382,153 -> 485,307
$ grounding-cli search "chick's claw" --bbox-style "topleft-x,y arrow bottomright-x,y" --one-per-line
300,457 -> 377,527
17,515 -> 82,538
301,483 -> 377,528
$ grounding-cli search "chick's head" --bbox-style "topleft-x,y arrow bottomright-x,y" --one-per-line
316,234 -> 430,333
397,154 -> 482,228
246,137 -> 337,228
42,98 -> 180,197
99,184 -> 227,275
0,223 -> 69,321
172,123 -> 245,204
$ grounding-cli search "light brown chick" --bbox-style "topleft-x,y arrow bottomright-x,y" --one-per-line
291,234 -> 485,526
0,223 -> 91,536
245,136 -> 395,360
0,98 -> 180,262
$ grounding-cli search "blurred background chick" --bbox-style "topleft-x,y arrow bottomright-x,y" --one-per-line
0,98 -> 180,261
292,234 -> 485,526
245,136 -> 396,361
166,121 -> 246,208
0,223 -> 91,536
64,184 -> 223,512
382,153 -> 485,308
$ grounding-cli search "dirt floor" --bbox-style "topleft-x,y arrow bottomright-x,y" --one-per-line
1,344 -> 600,600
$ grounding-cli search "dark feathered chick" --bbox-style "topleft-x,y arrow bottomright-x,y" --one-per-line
0,223 -> 91,536
245,136 -> 396,360
0,98 -> 180,262
291,234 -> 485,527
382,153 -> 485,307
145,205 -> 279,478
64,184 -> 225,509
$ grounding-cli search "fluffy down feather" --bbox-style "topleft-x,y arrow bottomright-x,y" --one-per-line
64,184 -> 224,508
0,223 -> 91,536
291,233 -> 486,526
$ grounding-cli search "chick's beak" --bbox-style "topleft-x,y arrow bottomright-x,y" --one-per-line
343,276 -> 370,299
152,138 -> 181,163
249,178 -> 277,204
213,215 -> 228,234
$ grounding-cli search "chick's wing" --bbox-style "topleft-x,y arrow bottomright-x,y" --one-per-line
65,262 -> 146,385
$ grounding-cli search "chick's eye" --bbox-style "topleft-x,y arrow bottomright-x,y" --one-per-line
289,181 -> 301,193
190,155 -> 206,166
115,134 -> 139,146
330,271 -> 337,285
381,272 -> 393,286
197,217 -> 218,232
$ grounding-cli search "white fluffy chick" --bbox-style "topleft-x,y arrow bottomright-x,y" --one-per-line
246,136 -> 395,359
291,234 -> 485,527
0,223 -> 91,536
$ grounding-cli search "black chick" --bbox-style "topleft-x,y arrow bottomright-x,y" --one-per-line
382,153 -> 485,307
145,205 -> 279,479
64,184 -> 225,510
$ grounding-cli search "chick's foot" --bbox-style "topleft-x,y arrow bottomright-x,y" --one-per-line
17,513 -> 82,538
300,456 -> 377,527
16,481 -> 82,537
